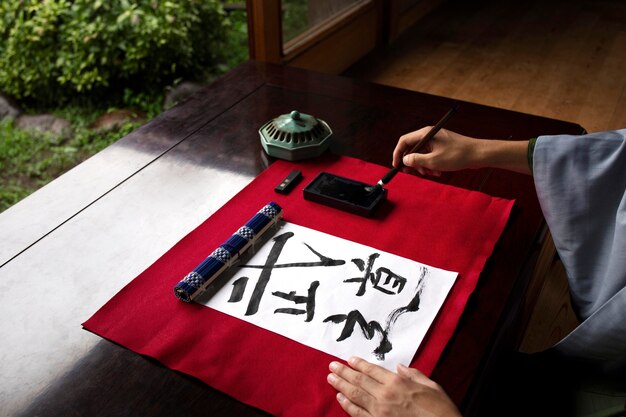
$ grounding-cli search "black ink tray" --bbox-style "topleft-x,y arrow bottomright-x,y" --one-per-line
303,172 -> 387,217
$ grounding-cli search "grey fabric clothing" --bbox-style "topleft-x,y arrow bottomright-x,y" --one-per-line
533,130 -> 626,368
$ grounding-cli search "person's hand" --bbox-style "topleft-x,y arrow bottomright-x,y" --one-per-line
327,357 -> 462,417
392,128 -> 482,177
392,128 -> 531,176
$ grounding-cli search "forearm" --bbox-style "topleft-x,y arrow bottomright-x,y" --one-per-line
396,129 -> 533,176
471,139 -> 531,175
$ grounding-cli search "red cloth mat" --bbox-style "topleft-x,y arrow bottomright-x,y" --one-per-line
83,155 -> 513,417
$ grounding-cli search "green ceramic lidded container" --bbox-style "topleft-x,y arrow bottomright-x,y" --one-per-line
259,110 -> 332,161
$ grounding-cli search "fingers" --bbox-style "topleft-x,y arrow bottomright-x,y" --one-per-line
393,126 -> 447,177
328,359 -> 461,417
327,361 -> 378,412
396,364 -> 445,393
402,153 -> 442,177
346,356 -> 395,384
335,392 -> 372,417
329,359 -> 381,392
396,364 -> 429,384
402,152 -> 424,169
392,126 -> 432,168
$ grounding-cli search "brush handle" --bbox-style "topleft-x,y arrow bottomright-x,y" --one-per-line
380,166 -> 400,185
406,105 -> 458,156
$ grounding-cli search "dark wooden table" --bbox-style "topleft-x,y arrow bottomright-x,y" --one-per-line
0,61 -> 584,417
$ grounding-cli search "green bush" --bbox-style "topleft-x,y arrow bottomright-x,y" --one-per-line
0,0 -> 228,106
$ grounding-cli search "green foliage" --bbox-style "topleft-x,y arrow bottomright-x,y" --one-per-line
121,88 -> 163,119
282,0 -> 309,43
0,0 -> 228,106
220,7 -> 249,71
0,1 -> 251,213
0,114 -> 138,213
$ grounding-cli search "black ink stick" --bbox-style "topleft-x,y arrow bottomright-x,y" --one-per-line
274,170 -> 302,194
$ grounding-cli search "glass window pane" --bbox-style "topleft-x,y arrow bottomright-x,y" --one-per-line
282,0 -> 367,44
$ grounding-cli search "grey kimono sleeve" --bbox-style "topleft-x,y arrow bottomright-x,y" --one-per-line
533,129 -> 626,368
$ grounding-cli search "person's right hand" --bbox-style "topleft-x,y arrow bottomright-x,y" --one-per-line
392,128 -> 483,177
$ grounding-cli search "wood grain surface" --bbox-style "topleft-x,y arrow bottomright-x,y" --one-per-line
0,61 -> 584,417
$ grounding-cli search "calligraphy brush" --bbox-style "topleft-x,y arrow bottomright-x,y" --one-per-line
364,105 -> 459,194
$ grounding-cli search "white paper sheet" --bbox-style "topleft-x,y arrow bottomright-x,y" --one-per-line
196,221 -> 457,369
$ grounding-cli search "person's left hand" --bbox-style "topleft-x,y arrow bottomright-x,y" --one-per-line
327,356 -> 462,417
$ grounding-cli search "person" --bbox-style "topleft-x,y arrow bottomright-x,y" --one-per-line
327,127 -> 626,417
327,356 -> 462,417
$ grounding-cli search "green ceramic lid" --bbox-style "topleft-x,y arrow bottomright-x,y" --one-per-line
259,110 -> 332,161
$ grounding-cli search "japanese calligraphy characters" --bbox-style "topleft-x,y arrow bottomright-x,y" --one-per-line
196,222 -> 457,370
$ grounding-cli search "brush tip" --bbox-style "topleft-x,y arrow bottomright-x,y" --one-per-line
364,183 -> 381,194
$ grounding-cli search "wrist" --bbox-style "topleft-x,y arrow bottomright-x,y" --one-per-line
467,138 -> 493,169
474,139 -> 531,174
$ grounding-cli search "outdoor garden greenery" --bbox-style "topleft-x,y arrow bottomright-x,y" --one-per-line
0,0 -> 229,105
0,0 -> 248,213
0,115 -> 138,210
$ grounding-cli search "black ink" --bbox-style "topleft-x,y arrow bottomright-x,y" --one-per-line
344,253 -> 380,296
245,232 -> 293,316
241,242 -> 344,269
303,243 -> 345,267
231,228 -> 429,362
344,254 -> 408,296
273,280 -> 320,322
307,172 -> 384,207
374,333 -> 392,360
352,258 -> 365,271
239,231 -> 344,316
274,308 -> 305,315
372,267 -> 407,295
324,310 -> 384,340
377,267 -> 427,359
228,277 -> 249,302
384,267 -> 427,328
324,310 -> 392,358
326,267 -> 429,360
